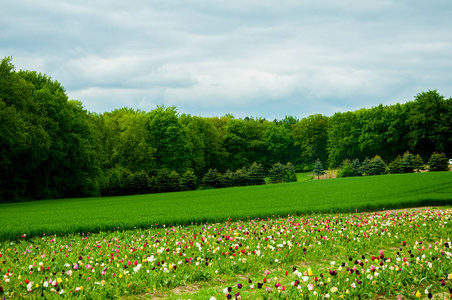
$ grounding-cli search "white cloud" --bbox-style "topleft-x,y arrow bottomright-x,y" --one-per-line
1,0 -> 451,119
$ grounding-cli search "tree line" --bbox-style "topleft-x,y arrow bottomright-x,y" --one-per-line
1,57 -> 451,202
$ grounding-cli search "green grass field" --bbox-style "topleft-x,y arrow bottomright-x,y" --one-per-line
1,171 -> 451,241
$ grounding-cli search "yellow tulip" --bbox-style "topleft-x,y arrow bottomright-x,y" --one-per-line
308,269 -> 313,276
416,291 -> 422,298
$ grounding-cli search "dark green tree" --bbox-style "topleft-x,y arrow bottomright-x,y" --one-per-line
268,162 -> 287,183
180,170 -> 197,191
400,152 -> 416,173
388,155 -> 402,174
247,162 -> 266,185
406,90 -> 452,157
202,168 -> 222,188
367,155 -> 387,176
351,159 -> 362,176
428,152 -> 449,171
414,154 -> 424,172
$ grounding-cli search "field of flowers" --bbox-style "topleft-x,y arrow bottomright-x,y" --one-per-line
1,207 -> 452,299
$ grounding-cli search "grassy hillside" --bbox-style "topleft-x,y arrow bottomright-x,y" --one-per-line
1,171 -> 451,241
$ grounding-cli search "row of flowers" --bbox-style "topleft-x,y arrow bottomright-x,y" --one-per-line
1,208 -> 451,298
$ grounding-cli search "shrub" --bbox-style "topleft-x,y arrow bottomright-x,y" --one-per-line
337,160 -> 354,178
428,152 -> 449,171
283,162 -> 297,183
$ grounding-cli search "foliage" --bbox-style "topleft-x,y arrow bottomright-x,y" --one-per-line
0,57 -> 100,202
388,155 -> 402,174
293,114 -> 329,167
202,168 -> 223,188
414,154 -> 424,172
148,106 -> 189,173
400,151 -> 416,173
337,159 -> 354,178
367,155 -> 387,176
351,158 -> 362,176
267,162 -> 297,184
312,159 -> 325,179
428,152 -> 449,171
180,169 -> 197,191
2,57 -> 452,202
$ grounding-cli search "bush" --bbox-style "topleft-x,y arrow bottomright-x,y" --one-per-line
428,152 -> 449,171
283,162 -> 297,183
337,160 -> 354,178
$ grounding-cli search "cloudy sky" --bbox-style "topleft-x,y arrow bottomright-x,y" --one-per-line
1,0 -> 451,119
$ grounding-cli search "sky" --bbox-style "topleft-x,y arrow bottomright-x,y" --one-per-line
1,0 -> 451,120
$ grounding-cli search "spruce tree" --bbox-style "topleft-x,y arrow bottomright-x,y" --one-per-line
312,159 -> 325,180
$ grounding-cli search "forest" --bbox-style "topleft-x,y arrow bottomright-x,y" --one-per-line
1,57 -> 451,202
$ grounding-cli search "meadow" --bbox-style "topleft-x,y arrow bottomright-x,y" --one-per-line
1,172 -> 452,299
1,172 -> 452,241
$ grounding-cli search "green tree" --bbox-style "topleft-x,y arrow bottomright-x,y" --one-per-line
268,162 -> 287,183
406,90 -> 452,158
414,154 -> 424,172
223,118 -> 269,170
326,112 -> 360,167
0,57 -> 101,201
180,170 -> 197,191
359,158 -> 371,176
202,168 -> 223,188
428,152 -> 449,171
247,162 -> 266,185
149,106 -> 189,173
293,114 -> 329,168
263,122 -> 293,165
388,155 -> 402,174
400,152 -> 416,173
180,114 -> 227,175
351,159 -> 362,176
367,155 -> 387,176
312,159 -> 325,180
